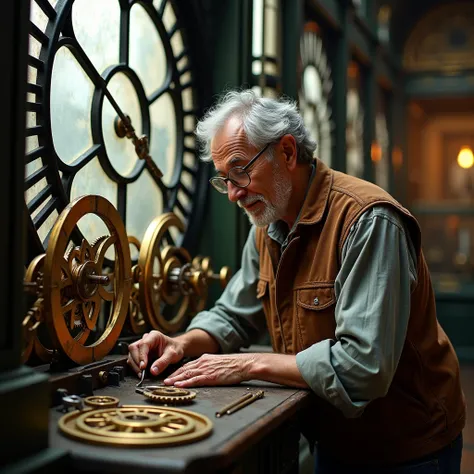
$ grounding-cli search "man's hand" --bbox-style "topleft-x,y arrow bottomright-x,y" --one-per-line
127,330 -> 185,377
163,353 -> 256,387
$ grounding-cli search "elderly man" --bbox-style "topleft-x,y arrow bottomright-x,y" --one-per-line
128,90 -> 465,473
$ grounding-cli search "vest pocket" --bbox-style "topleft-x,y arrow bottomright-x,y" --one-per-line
295,284 -> 337,349
297,285 -> 336,310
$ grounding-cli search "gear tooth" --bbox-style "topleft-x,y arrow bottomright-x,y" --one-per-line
142,387 -> 196,405
91,235 -> 109,248
64,244 -> 77,262
73,318 -> 84,328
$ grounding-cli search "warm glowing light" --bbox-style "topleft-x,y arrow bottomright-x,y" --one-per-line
392,147 -> 403,169
348,61 -> 359,79
371,141 -> 382,162
457,146 -> 474,169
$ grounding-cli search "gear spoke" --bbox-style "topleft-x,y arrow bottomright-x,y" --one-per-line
43,195 -> 131,365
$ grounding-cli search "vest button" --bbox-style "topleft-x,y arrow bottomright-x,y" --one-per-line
313,297 -> 319,306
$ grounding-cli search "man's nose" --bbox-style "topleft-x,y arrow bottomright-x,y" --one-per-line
227,182 -> 247,203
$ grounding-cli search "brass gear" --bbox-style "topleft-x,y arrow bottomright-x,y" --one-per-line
138,213 -> 190,333
22,254 -> 46,362
42,195 -> 131,365
84,396 -> 120,409
127,236 -> 146,335
58,405 -> 212,446
142,386 -> 197,404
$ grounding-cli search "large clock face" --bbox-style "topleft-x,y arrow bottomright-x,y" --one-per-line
298,22 -> 333,166
25,0 -> 205,263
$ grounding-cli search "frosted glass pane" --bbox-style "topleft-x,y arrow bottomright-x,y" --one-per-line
149,93 -> 176,186
130,3 -> 167,96
153,0 -> 164,10
171,30 -> 184,58
25,175 -> 47,206
72,0 -> 120,74
177,55 -> 188,72
50,47 -> 94,165
38,209 -> 59,244
30,1 -> 48,32
162,2 -> 176,32
28,66 -> 38,85
26,112 -> 36,133
71,157 -> 117,203
184,135 -> 195,149
26,135 -> 39,154
126,171 -> 163,243
252,0 -> 263,57
264,3 -> 278,58
182,88 -> 194,112
183,152 -> 195,168
31,195 -> 52,221
184,115 -> 195,133
28,36 -> 41,59
71,157 -> 117,245
102,72 -> 141,177
75,215 -> 111,255
178,188 -> 191,208
180,71 -> 191,86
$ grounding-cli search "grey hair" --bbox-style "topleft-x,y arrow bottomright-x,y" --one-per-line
195,89 -> 317,164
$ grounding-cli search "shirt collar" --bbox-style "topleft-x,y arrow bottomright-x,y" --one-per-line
267,160 -> 323,245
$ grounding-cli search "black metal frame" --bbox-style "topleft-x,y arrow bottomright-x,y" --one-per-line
25,0 -> 209,264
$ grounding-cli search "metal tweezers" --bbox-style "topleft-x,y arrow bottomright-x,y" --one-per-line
136,369 -> 146,387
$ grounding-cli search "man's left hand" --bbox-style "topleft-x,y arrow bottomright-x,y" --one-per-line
163,353 -> 256,387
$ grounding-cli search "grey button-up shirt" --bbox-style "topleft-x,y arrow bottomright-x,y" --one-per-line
187,203 -> 417,418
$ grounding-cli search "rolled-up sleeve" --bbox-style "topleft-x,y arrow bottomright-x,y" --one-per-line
296,206 -> 418,418
186,226 -> 267,353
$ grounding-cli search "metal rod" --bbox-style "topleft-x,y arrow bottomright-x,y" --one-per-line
215,392 -> 254,418
87,274 -> 110,285
226,390 -> 265,415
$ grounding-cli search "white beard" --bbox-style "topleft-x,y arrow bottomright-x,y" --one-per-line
237,166 -> 292,227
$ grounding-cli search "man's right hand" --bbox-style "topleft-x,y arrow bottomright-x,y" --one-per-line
127,330 -> 185,377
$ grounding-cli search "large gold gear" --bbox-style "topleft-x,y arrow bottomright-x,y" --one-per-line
141,386 -> 197,404
42,195 -> 131,365
58,405 -> 213,447
137,213 -> 201,333
136,212 -> 232,333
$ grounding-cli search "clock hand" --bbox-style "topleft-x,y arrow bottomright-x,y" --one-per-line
114,115 -> 164,181
66,42 -> 164,181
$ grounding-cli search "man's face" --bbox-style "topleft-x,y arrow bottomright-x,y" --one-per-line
211,117 -> 292,227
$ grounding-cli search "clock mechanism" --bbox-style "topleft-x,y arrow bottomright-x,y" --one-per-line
25,0 -> 207,264
22,0 -> 232,366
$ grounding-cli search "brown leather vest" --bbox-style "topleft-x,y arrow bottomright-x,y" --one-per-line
255,160 -> 465,464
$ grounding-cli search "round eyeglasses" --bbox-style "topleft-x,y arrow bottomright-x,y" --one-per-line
209,143 -> 271,194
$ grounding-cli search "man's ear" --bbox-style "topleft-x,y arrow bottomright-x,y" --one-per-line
280,134 -> 298,170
